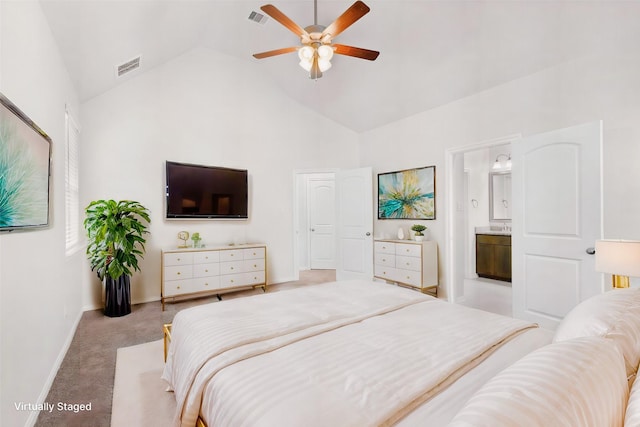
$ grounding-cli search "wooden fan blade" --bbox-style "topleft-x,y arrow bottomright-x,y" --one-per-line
260,4 -> 309,38
253,47 -> 299,59
333,44 -> 379,61
322,1 -> 370,40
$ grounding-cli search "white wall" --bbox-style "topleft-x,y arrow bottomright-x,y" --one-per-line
0,2 -> 83,426
360,53 -> 640,296
80,47 -> 359,309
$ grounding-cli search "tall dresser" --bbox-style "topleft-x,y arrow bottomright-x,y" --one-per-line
161,243 -> 267,310
374,239 -> 438,295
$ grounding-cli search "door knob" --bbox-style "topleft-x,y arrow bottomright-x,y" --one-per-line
586,247 -> 596,255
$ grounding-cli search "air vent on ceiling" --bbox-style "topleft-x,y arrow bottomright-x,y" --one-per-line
248,11 -> 268,24
116,55 -> 141,77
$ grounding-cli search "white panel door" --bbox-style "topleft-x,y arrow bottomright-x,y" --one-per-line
308,178 -> 336,269
336,167 -> 373,280
512,121 -> 602,330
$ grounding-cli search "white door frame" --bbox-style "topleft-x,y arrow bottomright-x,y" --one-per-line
445,134 -> 522,303
292,169 -> 338,281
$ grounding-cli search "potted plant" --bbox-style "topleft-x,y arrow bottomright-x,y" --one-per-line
411,224 -> 427,241
191,232 -> 202,248
84,200 -> 151,317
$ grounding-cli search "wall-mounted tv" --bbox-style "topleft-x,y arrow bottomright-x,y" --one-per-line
165,161 -> 248,219
0,92 -> 52,232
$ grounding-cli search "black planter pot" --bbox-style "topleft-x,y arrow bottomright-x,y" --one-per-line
104,275 -> 131,317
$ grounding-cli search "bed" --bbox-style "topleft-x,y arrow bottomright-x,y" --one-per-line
162,279 -> 640,427
163,281 -> 640,427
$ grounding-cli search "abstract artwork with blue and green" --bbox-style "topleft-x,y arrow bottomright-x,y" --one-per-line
378,166 -> 435,219
0,95 -> 51,230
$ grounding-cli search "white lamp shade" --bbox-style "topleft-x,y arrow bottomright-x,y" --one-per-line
595,240 -> 640,277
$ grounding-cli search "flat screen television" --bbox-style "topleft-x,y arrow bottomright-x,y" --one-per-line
0,92 -> 52,232
165,161 -> 248,219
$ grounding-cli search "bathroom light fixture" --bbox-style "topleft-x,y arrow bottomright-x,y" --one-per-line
595,240 -> 640,288
492,154 -> 512,170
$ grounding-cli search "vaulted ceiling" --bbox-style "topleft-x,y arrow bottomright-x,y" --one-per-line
39,0 -> 640,132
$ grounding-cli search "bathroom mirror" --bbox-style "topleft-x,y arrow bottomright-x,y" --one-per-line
489,171 -> 512,221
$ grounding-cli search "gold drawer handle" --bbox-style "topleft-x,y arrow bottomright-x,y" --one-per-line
406,262 -> 410,266
231,279 -> 234,283
382,258 -> 386,262
177,272 -> 181,275
177,258 -> 181,261
205,283 -> 209,286
230,254 -> 234,257
406,249 -> 410,252
253,264 -> 257,268
177,286 -> 181,289
230,267 -> 234,270
205,269 -> 209,273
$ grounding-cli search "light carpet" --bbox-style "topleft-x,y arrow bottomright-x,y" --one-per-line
112,339 -> 175,427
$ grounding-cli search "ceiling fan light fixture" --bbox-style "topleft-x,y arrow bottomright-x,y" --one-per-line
318,58 -> 332,72
317,45 -> 334,60
298,45 -> 314,61
299,58 -> 313,72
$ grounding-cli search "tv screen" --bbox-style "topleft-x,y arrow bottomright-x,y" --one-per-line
165,161 -> 248,219
0,92 -> 52,231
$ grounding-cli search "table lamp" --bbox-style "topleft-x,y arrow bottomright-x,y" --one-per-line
595,240 -> 640,288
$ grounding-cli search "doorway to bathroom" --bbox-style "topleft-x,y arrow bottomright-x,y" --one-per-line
446,135 -> 517,314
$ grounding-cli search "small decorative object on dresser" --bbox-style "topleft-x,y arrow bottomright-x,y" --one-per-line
397,227 -> 405,240
374,239 -> 438,295
411,224 -> 427,241
177,231 -> 189,248
161,243 -> 267,310
190,232 -> 202,248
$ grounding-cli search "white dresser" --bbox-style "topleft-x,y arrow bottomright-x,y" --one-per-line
374,239 -> 438,294
161,244 -> 267,310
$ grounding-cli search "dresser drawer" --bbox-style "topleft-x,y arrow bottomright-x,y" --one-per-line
396,255 -> 421,272
193,262 -> 220,278
163,279 -> 195,297
192,276 -> 222,291
193,251 -> 220,264
394,269 -> 422,287
395,243 -> 421,257
163,252 -> 193,266
374,241 -> 396,255
374,252 -> 395,267
243,258 -> 265,272
243,247 -> 265,260
374,264 -> 397,280
220,249 -> 243,262
244,271 -> 265,285
220,261 -> 243,275
164,265 -> 193,281
220,273 -> 245,288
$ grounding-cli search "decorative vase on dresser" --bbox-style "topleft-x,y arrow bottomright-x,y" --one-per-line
161,243 -> 267,310
373,239 -> 438,295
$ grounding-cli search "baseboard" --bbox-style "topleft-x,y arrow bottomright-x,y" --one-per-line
26,309 -> 83,427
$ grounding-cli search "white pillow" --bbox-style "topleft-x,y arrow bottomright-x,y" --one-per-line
448,337 -> 628,427
554,288 -> 640,379
626,371 -> 640,426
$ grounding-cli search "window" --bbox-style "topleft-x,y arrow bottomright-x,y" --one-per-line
65,108 -> 80,254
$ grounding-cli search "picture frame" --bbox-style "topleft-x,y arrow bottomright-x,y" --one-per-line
378,166 -> 436,220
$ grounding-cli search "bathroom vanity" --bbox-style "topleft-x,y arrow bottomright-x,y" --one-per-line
475,230 -> 511,282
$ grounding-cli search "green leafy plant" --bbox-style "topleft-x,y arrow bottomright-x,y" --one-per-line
84,200 -> 150,281
411,224 -> 427,236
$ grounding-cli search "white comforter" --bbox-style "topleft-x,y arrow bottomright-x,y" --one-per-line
163,280 -> 536,427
